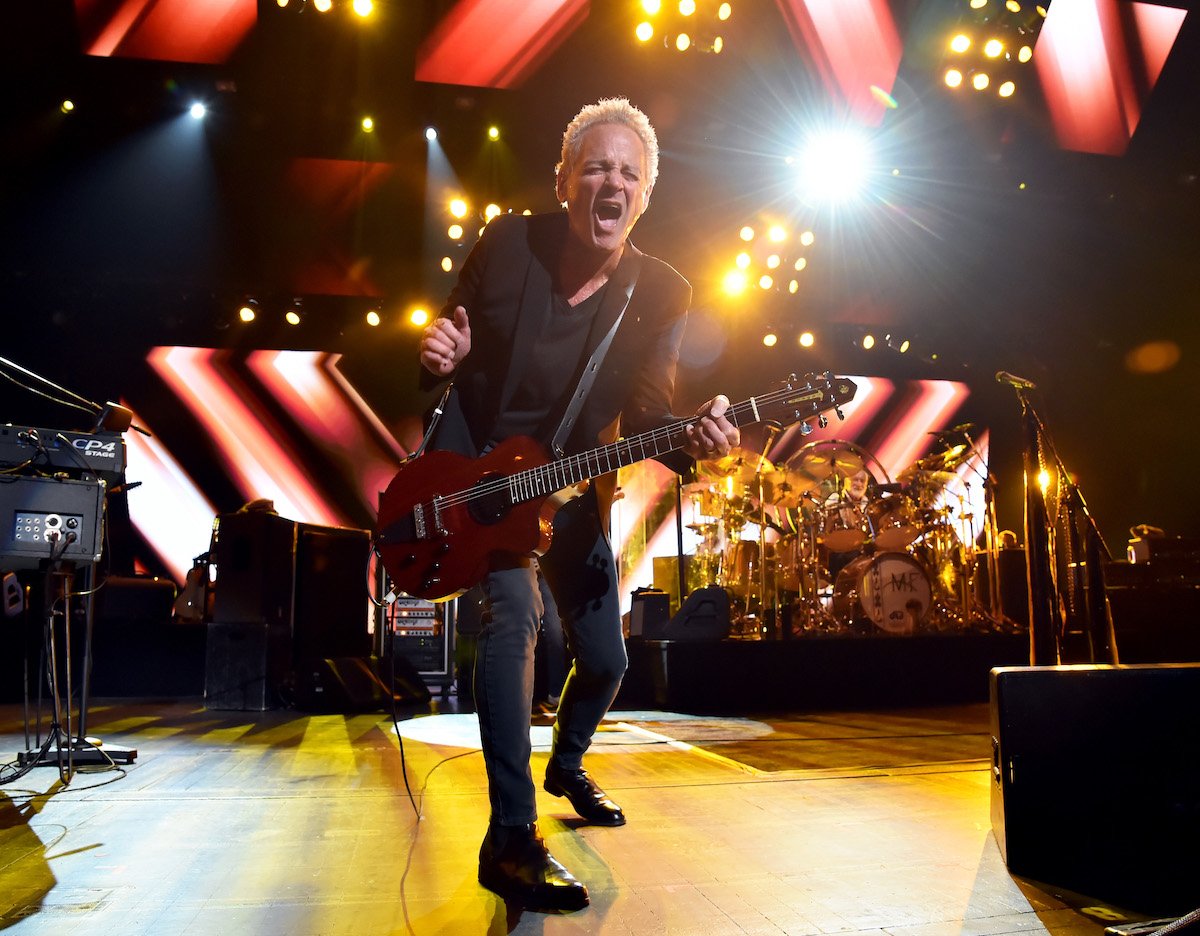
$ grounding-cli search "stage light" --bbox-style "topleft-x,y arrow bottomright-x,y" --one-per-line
1005,0 -> 1021,10
796,130 -> 870,202
361,116 -> 374,133
799,331 -> 815,348
998,80 -> 1016,97
973,72 -> 990,90
862,333 -> 875,349
766,254 -> 781,269
285,309 -> 301,326
712,37 -> 723,53
758,275 -> 773,290
767,225 -> 787,243
679,0 -> 696,14
971,0 -> 987,7
353,0 -> 373,15
763,331 -> 778,348
950,34 -> 971,53
448,224 -> 464,240
189,102 -> 206,120
1017,45 -> 1033,63
425,127 -> 438,141
277,0 -> 289,6
718,3 -> 732,20
484,204 -> 502,221
675,33 -> 691,51
642,0 -> 661,12
60,99 -> 75,114
799,230 -> 814,247
449,198 -> 468,219
366,309 -> 381,327
313,0 -> 332,11
983,38 -> 1004,57
945,68 -> 964,88
739,226 -> 755,241
1037,468 -> 1052,493
794,258 -> 807,271
788,280 -> 799,294
441,257 -> 453,273
410,308 -> 431,327
722,270 -> 748,296
238,301 -> 258,323
735,252 -> 751,269
636,22 -> 654,41
487,126 -> 500,141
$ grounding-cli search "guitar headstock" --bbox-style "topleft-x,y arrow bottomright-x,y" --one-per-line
757,371 -> 858,434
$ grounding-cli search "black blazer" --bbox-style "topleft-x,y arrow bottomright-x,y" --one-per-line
422,212 -> 693,516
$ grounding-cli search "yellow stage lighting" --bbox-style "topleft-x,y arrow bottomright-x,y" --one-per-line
758,275 -> 773,290
718,3 -> 732,20
739,226 -> 755,241
313,0 -> 332,12
762,332 -> 778,348
60,100 -> 75,114
441,257 -> 453,272
366,309 -> 381,327
676,33 -> 691,51
998,80 -> 1016,97
1018,45 -> 1033,63
973,72 -> 990,90
448,224 -> 464,240
410,308 -> 431,327
766,254 -> 781,269
712,37 -> 724,53
799,331 -> 814,348
735,252 -> 751,270
950,33 -> 971,53
238,303 -> 257,323
767,225 -> 787,242
449,198 -> 468,218
636,22 -> 654,41
487,126 -> 500,141
1005,0 -> 1021,10
984,38 -> 1004,57
794,258 -> 807,271
679,0 -> 696,14
799,230 -> 814,247
484,203 -> 502,221
788,280 -> 799,293
285,310 -> 301,326
945,68 -> 964,88
1037,468 -> 1052,493
970,0 -> 987,7
642,0 -> 661,12
722,270 -> 748,295
361,116 -> 374,133
353,0 -> 373,15
862,334 -> 875,349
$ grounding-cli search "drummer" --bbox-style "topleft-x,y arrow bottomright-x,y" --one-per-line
823,468 -> 872,577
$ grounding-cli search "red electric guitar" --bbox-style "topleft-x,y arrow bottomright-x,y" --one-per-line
375,371 -> 857,602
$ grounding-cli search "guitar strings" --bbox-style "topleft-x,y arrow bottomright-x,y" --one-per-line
422,380 -> 833,514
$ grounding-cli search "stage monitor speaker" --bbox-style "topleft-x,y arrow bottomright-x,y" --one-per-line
293,523 -> 371,663
659,586 -> 730,641
629,587 -> 670,637
990,663 -> 1200,915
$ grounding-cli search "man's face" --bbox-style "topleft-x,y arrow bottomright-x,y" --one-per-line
848,471 -> 869,500
556,123 -> 651,257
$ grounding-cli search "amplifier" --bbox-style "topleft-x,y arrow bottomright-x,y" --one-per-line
0,474 -> 105,569
387,595 -> 454,689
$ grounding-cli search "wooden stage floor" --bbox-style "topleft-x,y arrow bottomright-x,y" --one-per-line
0,698 -> 1167,936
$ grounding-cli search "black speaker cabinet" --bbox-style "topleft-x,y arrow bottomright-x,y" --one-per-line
661,586 -> 730,640
210,512 -> 296,630
990,664 -> 1200,914
204,620 -> 291,711
293,524 -> 371,663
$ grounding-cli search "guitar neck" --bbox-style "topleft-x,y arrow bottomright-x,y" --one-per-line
507,398 -> 761,504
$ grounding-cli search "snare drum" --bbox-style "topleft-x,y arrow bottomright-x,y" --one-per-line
832,552 -> 932,634
821,501 -> 871,552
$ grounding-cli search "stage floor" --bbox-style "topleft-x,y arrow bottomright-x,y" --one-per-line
0,698 -> 1163,935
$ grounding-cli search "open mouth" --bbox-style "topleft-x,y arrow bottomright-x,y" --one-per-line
596,202 -> 622,223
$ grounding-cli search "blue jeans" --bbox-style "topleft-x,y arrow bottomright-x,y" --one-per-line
474,490 -> 628,825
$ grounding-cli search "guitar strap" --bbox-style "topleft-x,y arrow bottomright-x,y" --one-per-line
549,262 -> 641,458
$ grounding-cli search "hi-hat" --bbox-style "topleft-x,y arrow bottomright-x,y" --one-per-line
699,448 -> 775,485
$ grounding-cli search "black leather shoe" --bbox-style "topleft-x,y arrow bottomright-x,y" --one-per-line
478,822 -> 589,913
544,763 -> 626,826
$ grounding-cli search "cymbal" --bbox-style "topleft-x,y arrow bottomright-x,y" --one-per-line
795,444 -> 864,480
762,467 -> 822,508
898,466 -> 957,487
699,448 -> 776,485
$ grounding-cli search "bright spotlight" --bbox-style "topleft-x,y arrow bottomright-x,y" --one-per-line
361,116 -> 375,133
767,225 -> 787,242
862,334 -> 875,349
718,2 -> 732,20
983,38 -> 1004,57
484,203 -> 502,221
285,310 -> 301,326
679,0 -> 696,13
762,332 -> 778,348
60,99 -> 75,114
758,274 -> 773,290
739,226 -> 755,241
1017,45 -> 1033,63
998,80 -> 1016,97
425,127 -> 438,141
366,309 -> 381,327
799,230 -> 815,247
189,102 -> 206,120
353,0 -> 373,15
796,130 -> 870,202
722,270 -> 748,296
675,33 -> 691,51
487,126 -> 500,141
636,22 -> 654,41
448,224 -> 464,240
973,72 -> 990,90
950,34 -> 971,53
945,68 -> 964,88
238,302 -> 257,323
766,254 -> 780,269
799,331 -> 815,348
313,0 -> 332,11
449,198 -> 468,219
642,0 -> 661,12
410,308 -> 431,327
440,257 -> 453,273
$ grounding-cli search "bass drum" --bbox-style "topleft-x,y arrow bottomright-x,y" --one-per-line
832,552 -> 932,635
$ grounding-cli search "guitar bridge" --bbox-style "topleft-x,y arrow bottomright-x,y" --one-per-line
430,496 -> 447,536
412,502 -> 427,539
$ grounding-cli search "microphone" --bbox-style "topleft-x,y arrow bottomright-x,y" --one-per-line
996,370 -> 1037,390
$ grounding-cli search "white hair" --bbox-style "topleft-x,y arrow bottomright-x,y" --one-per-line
555,97 -> 659,191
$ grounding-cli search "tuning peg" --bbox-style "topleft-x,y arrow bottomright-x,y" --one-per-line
799,421 -> 814,436
834,406 -> 845,421
818,414 -> 828,429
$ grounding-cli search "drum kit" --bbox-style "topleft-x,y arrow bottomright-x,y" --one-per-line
684,436 -> 1001,638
